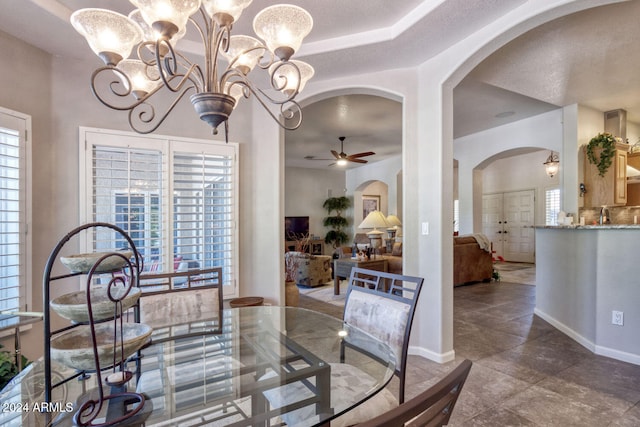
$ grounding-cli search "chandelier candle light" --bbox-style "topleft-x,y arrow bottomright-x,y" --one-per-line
70,0 -> 314,137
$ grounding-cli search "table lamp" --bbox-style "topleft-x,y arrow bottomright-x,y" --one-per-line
358,210 -> 389,257
385,214 -> 402,252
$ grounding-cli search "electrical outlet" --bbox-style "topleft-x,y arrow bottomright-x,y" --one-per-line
612,310 -> 624,326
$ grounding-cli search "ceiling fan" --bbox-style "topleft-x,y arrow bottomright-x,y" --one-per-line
330,136 -> 375,165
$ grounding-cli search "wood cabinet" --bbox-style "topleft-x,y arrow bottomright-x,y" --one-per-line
583,143 -> 627,207
626,152 -> 640,206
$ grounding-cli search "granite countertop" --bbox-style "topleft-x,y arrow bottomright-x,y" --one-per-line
535,224 -> 640,229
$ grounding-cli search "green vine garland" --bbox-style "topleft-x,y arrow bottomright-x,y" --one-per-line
586,132 -> 617,177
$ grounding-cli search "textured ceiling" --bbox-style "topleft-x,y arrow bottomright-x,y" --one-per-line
1,1 -> 638,169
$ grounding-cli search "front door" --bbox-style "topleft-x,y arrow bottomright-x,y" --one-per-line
482,189 -> 535,263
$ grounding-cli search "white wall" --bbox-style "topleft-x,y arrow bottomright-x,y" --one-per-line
0,31 -> 52,360
455,109 -> 564,234
284,167 -> 347,242
483,150 -> 560,226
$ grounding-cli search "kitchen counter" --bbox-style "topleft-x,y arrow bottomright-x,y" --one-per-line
534,226 -> 640,365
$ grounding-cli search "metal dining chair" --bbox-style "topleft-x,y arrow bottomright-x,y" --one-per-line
357,359 -> 472,427
328,268 -> 424,426
341,267 -> 424,403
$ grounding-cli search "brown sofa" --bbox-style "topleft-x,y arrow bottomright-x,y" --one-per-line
453,235 -> 493,286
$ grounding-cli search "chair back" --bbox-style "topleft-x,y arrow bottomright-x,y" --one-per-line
137,267 -> 223,338
357,359 -> 472,427
342,267 -> 424,403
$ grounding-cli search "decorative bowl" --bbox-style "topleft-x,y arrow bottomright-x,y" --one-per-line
50,322 -> 153,371
50,286 -> 141,323
60,251 -> 133,274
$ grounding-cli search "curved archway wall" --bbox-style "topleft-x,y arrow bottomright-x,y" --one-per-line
455,109 -> 563,234
289,0 -> 619,363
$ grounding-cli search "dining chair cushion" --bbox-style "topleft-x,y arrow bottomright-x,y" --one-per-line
343,288 -> 410,367
139,287 -> 221,329
262,362 -> 398,427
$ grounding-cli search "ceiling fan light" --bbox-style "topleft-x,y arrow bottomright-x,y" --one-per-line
202,0 -> 253,24
253,4 -> 312,61
221,35 -> 263,74
336,158 -> 348,166
269,60 -> 314,96
71,8 -> 143,65
130,0 -> 201,38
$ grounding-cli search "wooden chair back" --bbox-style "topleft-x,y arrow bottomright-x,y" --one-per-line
342,267 -> 424,403
357,359 -> 472,427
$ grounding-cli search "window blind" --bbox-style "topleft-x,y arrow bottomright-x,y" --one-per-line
0,125 -> 23,313
545,188 -> 560,225
83,128 -> 238,295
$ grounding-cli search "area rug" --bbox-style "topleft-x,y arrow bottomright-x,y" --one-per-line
494,262 -> 536,285
297,280 -> 347,306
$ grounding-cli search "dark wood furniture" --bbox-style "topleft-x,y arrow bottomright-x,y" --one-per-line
333,257 -> 388,295
357,359 -> 472,427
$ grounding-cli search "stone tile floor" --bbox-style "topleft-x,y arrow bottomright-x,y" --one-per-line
298,263 -> 640,426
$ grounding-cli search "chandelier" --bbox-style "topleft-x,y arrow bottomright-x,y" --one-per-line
70,0 -> 314,137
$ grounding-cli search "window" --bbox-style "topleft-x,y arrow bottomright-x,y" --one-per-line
80,128 -> 238,297
453,199 -> 459,233
0,108 -> 31,314
545,188 -> 560,225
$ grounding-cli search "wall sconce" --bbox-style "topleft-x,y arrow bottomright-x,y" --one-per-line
544,151 -> 560,178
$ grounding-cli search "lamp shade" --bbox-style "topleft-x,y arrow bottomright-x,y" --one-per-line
358,210 -> 389,232
116,59 -> 161,98
269,60 -> 315,97
386,214 -> 402,228
128,9 -> 187,45
130,0 -> 201,37
202,0 -> 253,23
544,151 -> 559,178
253,4 -> 313,61
71,8 -> 143,65
221,35 -> 263,75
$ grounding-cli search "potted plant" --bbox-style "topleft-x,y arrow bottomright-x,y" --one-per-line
586,132 -> 617,177
0,344 -> 29,390
322,196 -> 351,250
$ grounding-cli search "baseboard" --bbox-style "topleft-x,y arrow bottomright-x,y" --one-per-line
594,345 -> 640,365
533,308 -> 596,352
408,345 -> 456,363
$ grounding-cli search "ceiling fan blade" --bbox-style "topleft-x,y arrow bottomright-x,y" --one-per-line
330,150 -> 340,159
348,158 -> 368,164
347,151 -> 375,158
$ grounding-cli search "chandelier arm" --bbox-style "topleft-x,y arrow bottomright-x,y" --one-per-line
128,85 -> 197,134
167,50 -> 205,90
90,66 -> 145,111
226,45 -> 271,72
186,9 -> 212,91
269,61 -> 301,98
223,74 -> 302,130
208,24 -> 231,93
155,38 -> 203,93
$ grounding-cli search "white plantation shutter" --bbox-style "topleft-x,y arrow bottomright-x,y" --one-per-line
81,128 -> 238,296
545,188 -> 560,225
91,146 -> 164,270
172,151 -> 235,288
0,109 -> 30,314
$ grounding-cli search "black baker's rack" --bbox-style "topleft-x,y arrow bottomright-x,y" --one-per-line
42,222 -> 148,426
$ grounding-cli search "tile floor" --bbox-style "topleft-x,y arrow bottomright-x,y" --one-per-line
298,264 -> 640,426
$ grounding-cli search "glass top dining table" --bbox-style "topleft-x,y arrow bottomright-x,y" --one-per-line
1,306 -> 396,427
